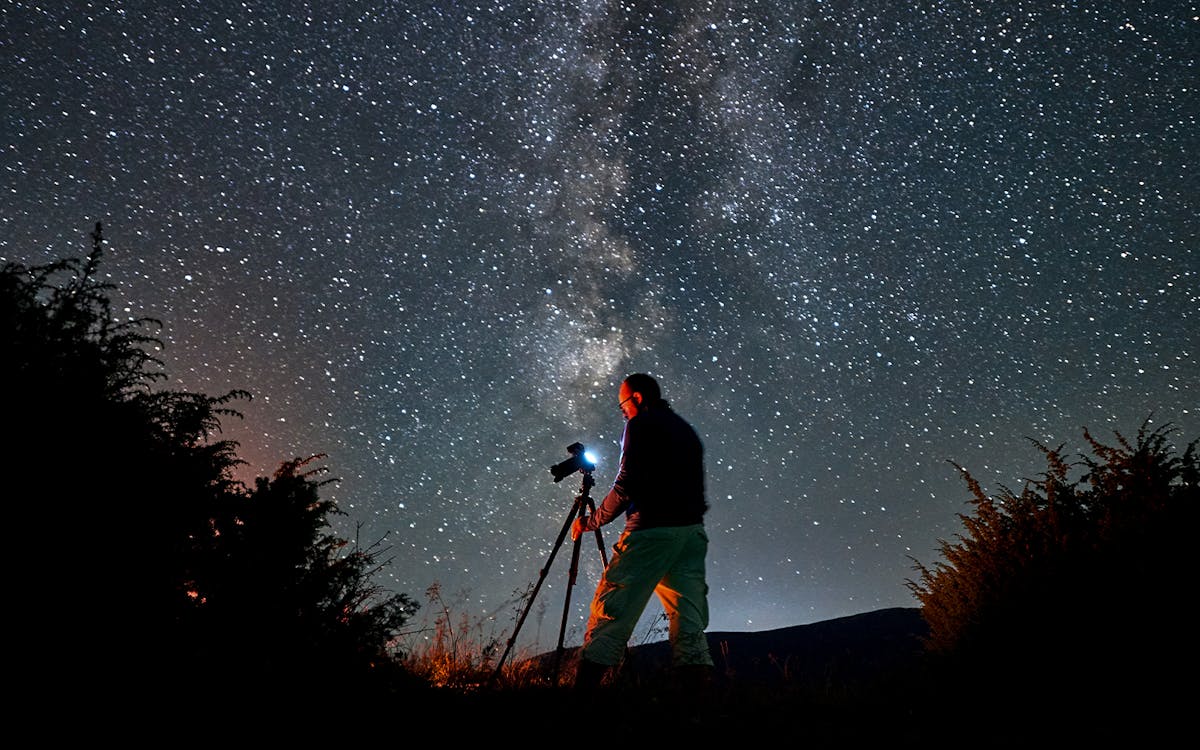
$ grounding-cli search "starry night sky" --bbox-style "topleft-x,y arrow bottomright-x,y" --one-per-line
4,1 -> 1197,650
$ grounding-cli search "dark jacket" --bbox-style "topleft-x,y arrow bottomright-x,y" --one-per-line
585,401 -> 708,533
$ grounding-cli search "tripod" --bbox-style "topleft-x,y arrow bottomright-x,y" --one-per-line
489,468 -> 609,686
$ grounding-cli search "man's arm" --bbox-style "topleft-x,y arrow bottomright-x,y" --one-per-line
573,421 -> 637,537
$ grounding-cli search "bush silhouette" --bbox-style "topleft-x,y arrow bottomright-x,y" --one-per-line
908,419 -> 1197,714
3,225 -> 420,707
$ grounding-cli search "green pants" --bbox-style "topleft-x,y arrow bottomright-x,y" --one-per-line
580,523 -> 714,667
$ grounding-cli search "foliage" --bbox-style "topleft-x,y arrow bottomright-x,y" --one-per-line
907,419 -> 1198,701
3,225 -> 420,703
177,455 -> 422,700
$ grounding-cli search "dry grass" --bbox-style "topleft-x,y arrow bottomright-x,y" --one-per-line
391,581 -> 673,691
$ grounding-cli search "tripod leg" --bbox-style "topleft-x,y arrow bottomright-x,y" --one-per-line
552,499 -> 610,681
551,499 -> 589,682
489,496 -> 583,686
586,497 -> 609,566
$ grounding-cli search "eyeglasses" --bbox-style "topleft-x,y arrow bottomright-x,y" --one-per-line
618,395 -> 635,411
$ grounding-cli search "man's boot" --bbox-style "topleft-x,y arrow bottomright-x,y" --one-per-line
673,664 -> 716,697
574,657 -> 609,693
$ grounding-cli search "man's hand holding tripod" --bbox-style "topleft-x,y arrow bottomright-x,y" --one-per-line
571,514 -> 588,541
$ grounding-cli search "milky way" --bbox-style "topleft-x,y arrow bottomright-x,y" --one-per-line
3,1 -> 1196,651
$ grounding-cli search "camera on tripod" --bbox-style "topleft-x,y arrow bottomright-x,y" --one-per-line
549,442 -> 596,482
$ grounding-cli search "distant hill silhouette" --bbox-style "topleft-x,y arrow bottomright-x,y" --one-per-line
525,606 -> 928,690
638,607 -> 928,684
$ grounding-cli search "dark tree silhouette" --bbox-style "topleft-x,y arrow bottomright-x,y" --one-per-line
3,224 -> 420,710
907,419 -> 1197,725
179,455 -> 423,703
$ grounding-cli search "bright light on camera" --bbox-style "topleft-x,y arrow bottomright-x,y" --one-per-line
549,442 -> 598,482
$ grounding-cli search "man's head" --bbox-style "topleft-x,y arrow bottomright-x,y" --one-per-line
618,373 -> 661,420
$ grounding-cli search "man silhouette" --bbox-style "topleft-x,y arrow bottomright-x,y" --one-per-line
571,373 -> 715,691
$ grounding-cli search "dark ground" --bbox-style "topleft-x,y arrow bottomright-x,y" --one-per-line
435,607 -> 1185,745
54,607 -> 1182,744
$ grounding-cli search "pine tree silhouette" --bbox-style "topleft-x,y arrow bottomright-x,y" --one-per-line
3,224 -> 420,713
